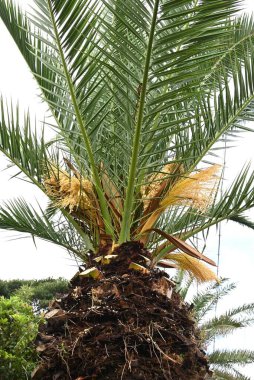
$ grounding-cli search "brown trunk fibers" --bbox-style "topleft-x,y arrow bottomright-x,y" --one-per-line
32,242 -> 212,379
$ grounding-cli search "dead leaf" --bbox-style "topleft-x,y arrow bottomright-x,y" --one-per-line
147,228 -> 216,266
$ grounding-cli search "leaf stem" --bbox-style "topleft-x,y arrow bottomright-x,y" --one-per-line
119,0 -> 160,243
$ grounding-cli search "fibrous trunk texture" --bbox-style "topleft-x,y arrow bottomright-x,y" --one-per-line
32,242 -> 212,380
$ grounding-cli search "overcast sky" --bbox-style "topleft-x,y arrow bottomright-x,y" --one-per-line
0,1 -> 254,377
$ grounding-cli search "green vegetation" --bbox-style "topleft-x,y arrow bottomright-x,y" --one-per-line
0,296 -> 40,380
0,278 -> 68,309
178,276 -> 254,380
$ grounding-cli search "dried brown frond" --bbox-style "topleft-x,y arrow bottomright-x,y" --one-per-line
137,163 -> 184,241
100,164 -> 123,213
160,165 -> 221,212
161,253 -> 219,283
141,163 -> 184,211
148,228 -> 216,266
140,165 -> 221,235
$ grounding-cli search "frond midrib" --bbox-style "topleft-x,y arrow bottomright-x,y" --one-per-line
46,0 -> 114,237
119,0 -> 160,243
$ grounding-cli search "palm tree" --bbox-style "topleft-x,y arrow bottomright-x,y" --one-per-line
1,0 -> 254,378
178,276 -> 254,380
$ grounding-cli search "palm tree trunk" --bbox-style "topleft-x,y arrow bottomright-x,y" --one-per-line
32,242 -> 212,380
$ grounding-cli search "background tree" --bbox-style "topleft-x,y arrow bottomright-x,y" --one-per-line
0,278 -> 68,310
178,275 -> 254,380
1,0 -> 254,379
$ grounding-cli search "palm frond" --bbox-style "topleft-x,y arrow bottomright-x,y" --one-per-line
0,1 -> 59,116
209,164 -> 254,223
0,0 -> 114,235
176,275 -> 254,379
229,214 -> 254,230
33,0 -> 114,234
201,314 -> 248,342
192,279 -> 236,322
0,99 -> 93,246
119,0 -> 242,240
174,269 -> 194,297
212,368 -> 251,380
0,198 -> 92,256
168,13 -> 254,172
209,349 -> 254,367
226,303 -> 254,319
0,98 -> 47,186
159,253 -> 218,283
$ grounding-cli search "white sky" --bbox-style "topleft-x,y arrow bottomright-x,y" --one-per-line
0,1 -> 254,377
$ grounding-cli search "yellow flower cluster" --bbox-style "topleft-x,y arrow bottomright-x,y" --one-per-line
44,166 -> 97,221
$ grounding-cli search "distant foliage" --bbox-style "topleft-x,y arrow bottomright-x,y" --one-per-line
0,279 -> 25,298
176,274 -> 254,380
0,296 -> 40,379
0,278 -> 69,309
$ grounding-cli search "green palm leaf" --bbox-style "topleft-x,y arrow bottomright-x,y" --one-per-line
177,276 -> 254,379
212,368 -> 251,380
210,350 -> 254,367
0,0 -> 254,266
211,351 -> 254,380
0,0 -> 114,235
191,280 -> 236,322
229,214 -> 254,230
0,98 -> 47,186
0,198 -> 92,256
201,315 -> 247,342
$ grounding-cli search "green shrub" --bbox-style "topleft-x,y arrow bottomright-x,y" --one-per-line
0,296 -> 40,379
0,278 -> 69,310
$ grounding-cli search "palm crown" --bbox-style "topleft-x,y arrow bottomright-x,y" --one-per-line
1,0 -> 254,281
